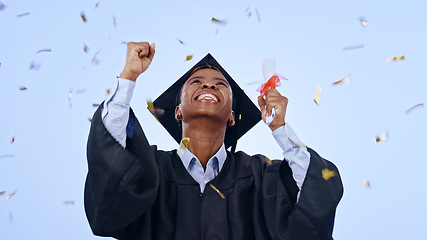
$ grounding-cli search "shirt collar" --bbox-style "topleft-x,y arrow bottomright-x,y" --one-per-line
177,142 -> 227,172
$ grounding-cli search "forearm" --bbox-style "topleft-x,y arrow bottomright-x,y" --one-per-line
102,77 -> 136,148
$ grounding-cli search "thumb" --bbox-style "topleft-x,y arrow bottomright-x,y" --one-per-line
147,43 -> 155,62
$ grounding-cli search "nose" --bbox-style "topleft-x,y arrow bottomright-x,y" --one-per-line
202,83 -> 216,90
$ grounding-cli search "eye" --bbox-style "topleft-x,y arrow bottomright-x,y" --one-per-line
217,81 -> 228,87
190,79 -> 201,84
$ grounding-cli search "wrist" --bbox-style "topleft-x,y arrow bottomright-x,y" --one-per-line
119,69 -> 139,82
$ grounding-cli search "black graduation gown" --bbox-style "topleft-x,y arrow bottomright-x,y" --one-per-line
84,106 -> 343,240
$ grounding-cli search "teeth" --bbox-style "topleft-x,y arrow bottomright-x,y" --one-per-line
198,93 -> 218,102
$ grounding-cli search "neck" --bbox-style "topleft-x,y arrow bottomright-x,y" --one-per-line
182,118 -> 227,169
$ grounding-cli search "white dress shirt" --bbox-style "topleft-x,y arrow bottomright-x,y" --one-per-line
102,78 -> 311,200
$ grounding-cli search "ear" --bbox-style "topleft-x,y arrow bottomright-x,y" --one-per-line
228,111 -> 235,126
175,105 -> 182,121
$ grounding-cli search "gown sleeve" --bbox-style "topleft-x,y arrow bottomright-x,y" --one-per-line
260,148 -> 343,240
84,105 -> 159,238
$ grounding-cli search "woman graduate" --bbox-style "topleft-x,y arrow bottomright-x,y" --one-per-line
84,42 -> 343,240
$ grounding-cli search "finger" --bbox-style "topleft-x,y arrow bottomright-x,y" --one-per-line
132,42 -> 149,58
147,43 -> 156,62
258,95 -> 266,112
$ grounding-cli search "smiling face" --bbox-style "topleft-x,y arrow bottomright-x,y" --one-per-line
176,68 -> 234,125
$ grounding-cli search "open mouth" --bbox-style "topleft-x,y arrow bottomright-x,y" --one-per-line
195,92 -> 220,102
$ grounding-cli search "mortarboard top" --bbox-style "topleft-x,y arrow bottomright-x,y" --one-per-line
152,53 -> 261,151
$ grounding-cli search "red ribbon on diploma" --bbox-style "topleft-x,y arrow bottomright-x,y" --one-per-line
257,74 -> 287,97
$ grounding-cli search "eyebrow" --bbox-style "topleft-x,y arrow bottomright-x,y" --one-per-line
188,76 -> 229,84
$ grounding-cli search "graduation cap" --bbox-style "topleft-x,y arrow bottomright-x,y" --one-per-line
152,53 -> 261,152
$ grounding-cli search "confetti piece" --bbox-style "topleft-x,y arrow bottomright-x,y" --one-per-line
246,6 -> 252,17
81,12 -> 87,23
314,85 -> 322,105
342,44 -> 364,51
18,86 -> 27,91
75,89 -> 86,94
83,44 -> 89,53
68,89 -> 72,108
10,136 -> 15,144
63,201 -> 75,205
186,54 -> 194,61
264,156 -> 272,165
9,212 -> 13,224
358,17 -> 368,27
211,17 -> 228,25
386,56 -> 404,63
36,48 -> 52,54
182,137 -> 190,148
93,103 -> 100,107
0,154 -> 14,158
0,1 -> 7,11
92,49 -> 101,65
406,103 -> 424,115
7,190 -> 17,199
106,88 -> 111,95
120,41 -> 127,44
0,191 -> 5,196
333,74 -> 350,85
113,15 -> 116,29
290,139 -> 307,148
88,118 -> 92,122
28,61 -> 41,70
209,183 -> 225,199
95,2 -> 100,8
363,179 -> 371,188
255,9 -> 261,22
16,12 -> 30,18
246,80 -> 262,86
178,39 -> 185,44
147,100 -> 165,120
374,132 -> 388,143
322,169 -> 337,180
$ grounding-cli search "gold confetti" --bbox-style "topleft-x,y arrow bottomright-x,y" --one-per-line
63,201 -> 75,205
186,54 -> 194,61
16,12 -> 30,18
322,169 -> 337,180
314,85 -> 322,105
83,44 -> 89,53
93,103 -> 100,107
81,12 -> 87,23
7,190 -> 17,199
333,74 -> 350,85
10,135 -> 15,144
182,137 -> 190,148
374,132 -> 388,143
88,118 -> 92,122
209,183 -> 225,199
36,48 -> 52,54
264,156 -> 272,165
211,17 -> 228,25
0,191 -> 5,196
358,17 -> 368,27
406,103 -> 424,115
363,180 -> 371,188
18,86 -> 27,91
386,56 -> 404,63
